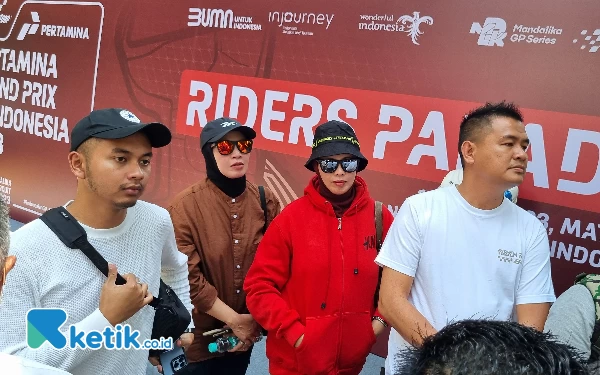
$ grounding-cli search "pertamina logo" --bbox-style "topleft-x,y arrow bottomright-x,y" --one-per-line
17,11 -> 89,41
0,0 -> 11,24
188,8 -> 262,31
470,17 -> 562,47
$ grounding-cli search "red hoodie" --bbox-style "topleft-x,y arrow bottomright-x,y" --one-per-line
244,175 -> 394,375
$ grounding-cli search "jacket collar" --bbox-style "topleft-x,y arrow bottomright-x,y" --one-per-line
304,174 -> 371,217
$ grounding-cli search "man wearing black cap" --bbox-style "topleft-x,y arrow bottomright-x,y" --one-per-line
0,108 -> 194,375
168,117 -> 280,374
244,120 -> 395,375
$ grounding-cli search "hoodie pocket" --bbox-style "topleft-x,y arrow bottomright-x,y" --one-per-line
295,315 -> 339,374
338,312 -> 377,370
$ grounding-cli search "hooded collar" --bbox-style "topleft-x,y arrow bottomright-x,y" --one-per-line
304,174 -> 371,217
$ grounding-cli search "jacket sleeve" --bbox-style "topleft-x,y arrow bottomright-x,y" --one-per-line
373,205 -> 396,324
243,220 -> 304,347
168,204 -> 218,313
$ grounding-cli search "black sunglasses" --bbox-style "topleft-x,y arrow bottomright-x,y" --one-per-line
317,159 -> 359,173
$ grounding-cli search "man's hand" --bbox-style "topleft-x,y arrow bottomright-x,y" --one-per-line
294,334 -> 304,348
99,264 -> 153,326
176,333 -> 194,351
226,314 -> 259,347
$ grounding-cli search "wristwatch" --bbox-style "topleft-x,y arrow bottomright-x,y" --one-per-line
183,328 -> 195,334
372,316 -> 388,328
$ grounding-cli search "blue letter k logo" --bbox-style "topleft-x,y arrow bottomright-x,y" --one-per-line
27,309 -> 67,349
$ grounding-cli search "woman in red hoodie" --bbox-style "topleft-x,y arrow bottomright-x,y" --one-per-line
244,120 -> 394,375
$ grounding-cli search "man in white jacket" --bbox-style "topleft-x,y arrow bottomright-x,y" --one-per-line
0,108 -> 194,375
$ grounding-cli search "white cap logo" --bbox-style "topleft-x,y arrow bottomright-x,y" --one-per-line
120,110 -> 141,123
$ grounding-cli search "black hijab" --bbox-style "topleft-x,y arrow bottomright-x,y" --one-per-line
201,144 -> 246,198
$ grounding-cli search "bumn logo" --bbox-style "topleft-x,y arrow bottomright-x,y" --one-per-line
470,17 -> 507,46
188,8 -> 233,28
188,8 -> 262,31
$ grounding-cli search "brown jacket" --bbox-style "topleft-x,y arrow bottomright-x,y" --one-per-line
167,178 -> 280,362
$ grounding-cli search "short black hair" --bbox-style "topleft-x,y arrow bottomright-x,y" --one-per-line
394,320 -> 589,375
458,102 -> 523,167
76,138 -> 99,161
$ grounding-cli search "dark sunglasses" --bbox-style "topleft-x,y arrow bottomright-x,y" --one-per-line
317,159 -> 359,173
212,140 -> 253,155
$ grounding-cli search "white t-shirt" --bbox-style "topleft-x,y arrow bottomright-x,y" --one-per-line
0,201 -> 194,375
375,186 -> 555,374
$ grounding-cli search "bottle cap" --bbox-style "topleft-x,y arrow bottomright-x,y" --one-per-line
208,342 -> 218,353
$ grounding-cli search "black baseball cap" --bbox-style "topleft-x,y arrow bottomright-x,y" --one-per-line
200,117 -> 256,149
70,108 -> 172,152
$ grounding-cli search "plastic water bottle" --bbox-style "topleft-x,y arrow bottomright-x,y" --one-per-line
208,336 -> 239,353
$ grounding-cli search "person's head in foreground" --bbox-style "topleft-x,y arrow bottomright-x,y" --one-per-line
458,101 -> 529,193
394,320 -> 589,375
305,120 -> 368,196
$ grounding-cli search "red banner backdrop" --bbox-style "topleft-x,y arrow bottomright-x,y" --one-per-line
0,0 -> 599,357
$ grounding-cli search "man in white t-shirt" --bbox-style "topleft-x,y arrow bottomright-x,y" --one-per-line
0,108 -> 194,375
375,101 -> 556,375
0,201 -> 71,374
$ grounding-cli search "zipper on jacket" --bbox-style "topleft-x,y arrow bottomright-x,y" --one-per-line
336,215 -> 345,368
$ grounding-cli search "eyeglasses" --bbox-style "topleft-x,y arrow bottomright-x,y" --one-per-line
317,159 -> 359,173
212,140 -> 253,155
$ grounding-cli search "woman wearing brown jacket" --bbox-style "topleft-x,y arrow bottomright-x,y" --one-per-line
168,117 -> 280,374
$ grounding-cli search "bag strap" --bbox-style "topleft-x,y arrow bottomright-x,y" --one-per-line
259,185 -> 268,234
375,201 -> 383,251
373,201 -> 383,308
575,273 -> 600,361
40,207 -> 159,308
